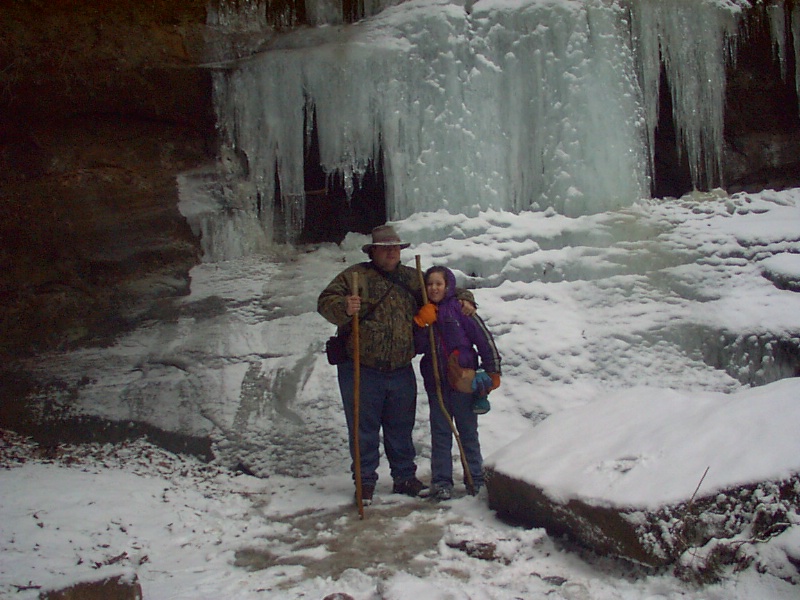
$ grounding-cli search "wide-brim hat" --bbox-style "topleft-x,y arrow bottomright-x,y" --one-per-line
361,225 -> 411,253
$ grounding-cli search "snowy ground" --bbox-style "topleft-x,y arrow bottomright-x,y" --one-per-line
2,188 -> 800,599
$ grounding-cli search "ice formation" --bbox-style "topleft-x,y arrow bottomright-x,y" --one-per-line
188,0 -> 798,257
768,0 -> 800,114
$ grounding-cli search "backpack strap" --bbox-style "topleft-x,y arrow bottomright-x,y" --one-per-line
368,263 -> 420,307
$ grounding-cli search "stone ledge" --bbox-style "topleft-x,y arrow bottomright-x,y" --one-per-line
486,468 -> 800,582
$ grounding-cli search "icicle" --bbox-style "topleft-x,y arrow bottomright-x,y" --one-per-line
765,0 -> 800,117
630,0 -> 661,183
768,1 -> 788,81
631,0 -> 746,191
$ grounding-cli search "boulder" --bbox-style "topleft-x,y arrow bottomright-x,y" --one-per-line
487,468 -> 800,582
484,381 -> 800,582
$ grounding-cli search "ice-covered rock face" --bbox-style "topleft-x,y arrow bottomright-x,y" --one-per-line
19,188 -> 800,479
208,0 -> 769,250
3,0 -> 798,360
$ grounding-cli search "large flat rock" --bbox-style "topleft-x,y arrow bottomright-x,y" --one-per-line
485,379 -> 800,580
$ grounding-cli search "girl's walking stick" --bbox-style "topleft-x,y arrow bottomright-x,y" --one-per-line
351,272 -> 364,518
415,256 -> 475,495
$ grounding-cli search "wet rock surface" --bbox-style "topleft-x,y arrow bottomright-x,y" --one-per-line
1,117 -> 208,354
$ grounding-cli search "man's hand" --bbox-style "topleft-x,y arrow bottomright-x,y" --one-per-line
345,294 -> 361,317
459,299 -> 476,317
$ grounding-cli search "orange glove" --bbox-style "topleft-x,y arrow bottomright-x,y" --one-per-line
414,303 -> 438,327
489,373 -> 501,391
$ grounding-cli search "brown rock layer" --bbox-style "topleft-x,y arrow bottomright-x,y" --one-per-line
1,0 -> 214,358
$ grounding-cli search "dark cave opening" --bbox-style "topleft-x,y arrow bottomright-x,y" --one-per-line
652,64 -> 694,199
297,108 -> 387,245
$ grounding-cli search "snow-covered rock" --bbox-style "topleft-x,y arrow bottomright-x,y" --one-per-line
485,379 -> 800,580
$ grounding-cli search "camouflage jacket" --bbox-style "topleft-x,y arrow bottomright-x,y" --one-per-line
318,261 -> 476,372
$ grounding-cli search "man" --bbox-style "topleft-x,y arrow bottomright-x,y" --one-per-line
318,224 -> 473,505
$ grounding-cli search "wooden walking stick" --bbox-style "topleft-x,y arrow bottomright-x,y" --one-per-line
351,272 -> 364,518
415,256 -> 475,495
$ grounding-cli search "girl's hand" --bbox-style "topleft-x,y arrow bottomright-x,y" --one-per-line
414,303 -> 438,327
472,370 -> 493,396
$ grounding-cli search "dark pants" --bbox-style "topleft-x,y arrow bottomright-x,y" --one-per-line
428,386 -> 483,491
337,361 -> 418,486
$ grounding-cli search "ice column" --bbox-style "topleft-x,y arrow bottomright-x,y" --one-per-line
769,1 -> 800,116
631,0 -> 745,191
472,0 -> 650,216
768,2 -> 788,80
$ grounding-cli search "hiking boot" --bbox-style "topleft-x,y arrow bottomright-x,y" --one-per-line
432,485 -> 452,501
392,477 -> 429,498
472,395 -> 491,414
356,484 -> 375,506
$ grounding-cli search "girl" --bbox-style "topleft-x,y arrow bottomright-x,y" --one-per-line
414,266 -> 501,500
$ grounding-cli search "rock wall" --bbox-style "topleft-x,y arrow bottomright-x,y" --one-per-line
0,0 -> 214,358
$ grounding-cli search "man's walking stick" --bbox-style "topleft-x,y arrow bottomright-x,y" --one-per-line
415,256 -> 475,495
351,272 -> 364,518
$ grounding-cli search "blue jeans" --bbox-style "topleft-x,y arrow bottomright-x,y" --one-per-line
338,361 -> 418,486
428,386 -> 483,490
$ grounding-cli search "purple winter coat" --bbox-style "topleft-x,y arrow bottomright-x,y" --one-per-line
414,267 -> 502,394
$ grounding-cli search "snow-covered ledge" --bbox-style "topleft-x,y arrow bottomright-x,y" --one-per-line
484,378 -> 800,580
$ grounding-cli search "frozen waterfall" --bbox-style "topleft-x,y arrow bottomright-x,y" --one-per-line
187,0 -> 795,258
